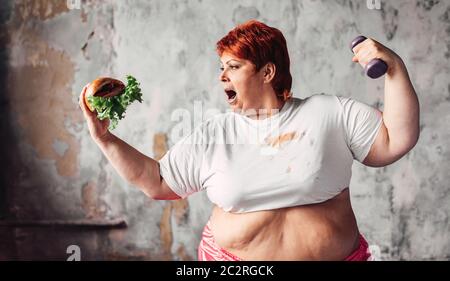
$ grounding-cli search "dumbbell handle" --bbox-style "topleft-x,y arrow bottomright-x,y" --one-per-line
350,36 -> 388,79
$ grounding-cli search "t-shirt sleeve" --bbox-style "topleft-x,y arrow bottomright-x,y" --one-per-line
337,96 -> 383,163
158,125 -> 207,199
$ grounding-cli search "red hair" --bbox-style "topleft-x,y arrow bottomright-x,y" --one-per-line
216,20 -> 293,101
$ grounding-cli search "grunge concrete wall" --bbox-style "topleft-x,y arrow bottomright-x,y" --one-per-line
0,0 -> 449,260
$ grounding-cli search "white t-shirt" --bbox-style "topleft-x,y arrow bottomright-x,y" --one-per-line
159,94 -> 383,213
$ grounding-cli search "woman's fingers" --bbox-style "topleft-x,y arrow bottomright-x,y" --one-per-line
78,85 -> 88,111
352,38 -> 375,67
79,84 -> 96,118
351,37 -> 399,71
353,48 -> 373,68
78,83 -> 111,141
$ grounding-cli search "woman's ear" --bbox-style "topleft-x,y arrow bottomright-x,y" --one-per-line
263,62 -> 276,83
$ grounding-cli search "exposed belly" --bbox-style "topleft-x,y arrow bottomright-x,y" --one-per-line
209,188 -> 360,260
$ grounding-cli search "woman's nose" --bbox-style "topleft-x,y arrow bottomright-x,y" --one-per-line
219,71 -> 229,82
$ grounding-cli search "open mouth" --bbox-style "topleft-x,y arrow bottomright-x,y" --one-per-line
225,89 -> 237,104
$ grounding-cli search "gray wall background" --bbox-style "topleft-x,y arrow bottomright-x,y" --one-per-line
0,0 -> 449,260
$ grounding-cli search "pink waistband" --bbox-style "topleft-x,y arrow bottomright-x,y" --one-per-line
344,233 -> 371,261
198,220 -> 371,261
198,220 -> 242,261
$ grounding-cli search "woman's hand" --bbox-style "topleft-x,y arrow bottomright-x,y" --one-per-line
78,84 -> 111,143
351,38 -> 404,76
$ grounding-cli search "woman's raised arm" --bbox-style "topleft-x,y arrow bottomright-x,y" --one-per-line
79,85 -> 180,200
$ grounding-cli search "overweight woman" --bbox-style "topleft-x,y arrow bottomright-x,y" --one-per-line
79,20 -> 419,261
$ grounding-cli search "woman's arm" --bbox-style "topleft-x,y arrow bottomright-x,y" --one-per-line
383,58 -> 420,152
79,85 -> 180,200
352,39 -> 420,166
95,132 -> 163,199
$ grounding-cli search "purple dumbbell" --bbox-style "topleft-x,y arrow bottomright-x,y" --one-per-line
350,35 -> 388,79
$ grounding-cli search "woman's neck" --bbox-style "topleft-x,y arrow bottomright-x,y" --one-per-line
244,92 -> 285,120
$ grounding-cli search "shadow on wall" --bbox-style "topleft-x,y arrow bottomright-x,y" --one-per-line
0,0 -> 13,219
0,0 -> 18,258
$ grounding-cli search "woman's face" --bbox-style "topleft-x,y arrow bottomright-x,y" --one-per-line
219,52 -> 266,111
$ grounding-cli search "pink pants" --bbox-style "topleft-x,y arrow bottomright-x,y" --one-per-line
198,220 -> 371,261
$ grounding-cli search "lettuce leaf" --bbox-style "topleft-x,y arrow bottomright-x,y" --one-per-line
87,75 -> 143,130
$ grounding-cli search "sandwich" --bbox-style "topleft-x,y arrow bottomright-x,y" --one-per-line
85,75 -> 143,130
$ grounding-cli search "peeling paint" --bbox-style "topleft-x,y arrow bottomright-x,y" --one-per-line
154,131 -> 190,259
176,244 -> 193,261
159,203 -> 173,260
14,0 -> 69,21
381,4 -> 399,40
9,30 -> 81,178
52,138 -> 69,157
108,228 -> 126,243
172,199 -> 189,225
80,30 -> 95,60
153,131 -> 174,260
81,181 -> 106,219
153,133 -> 168,161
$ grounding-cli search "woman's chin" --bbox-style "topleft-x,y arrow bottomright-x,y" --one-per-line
227,99 -> 239,109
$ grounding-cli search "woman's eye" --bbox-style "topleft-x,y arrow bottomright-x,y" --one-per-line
220,65 -> 239,71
